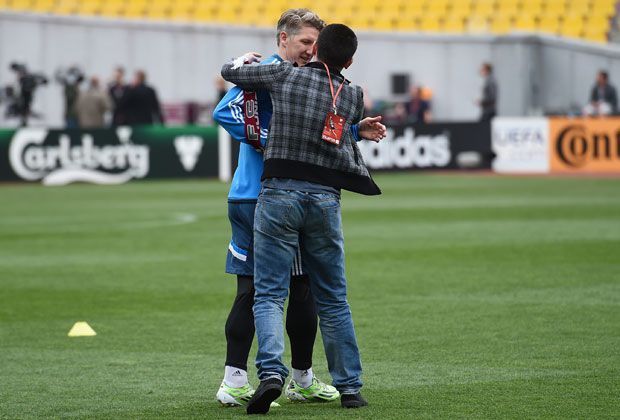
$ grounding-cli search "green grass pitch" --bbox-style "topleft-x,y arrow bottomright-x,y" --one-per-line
1,173 -> 619,419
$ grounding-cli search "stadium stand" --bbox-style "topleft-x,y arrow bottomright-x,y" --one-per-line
0,0 -> 617,43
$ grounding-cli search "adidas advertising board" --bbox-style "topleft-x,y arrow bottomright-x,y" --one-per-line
0,126 -> 220,184
358,122 -> 492,170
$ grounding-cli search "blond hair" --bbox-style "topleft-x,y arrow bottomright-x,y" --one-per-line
276,8 -> 325,45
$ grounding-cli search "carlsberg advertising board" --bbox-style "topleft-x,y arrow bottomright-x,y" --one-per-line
0,126 -> 219,185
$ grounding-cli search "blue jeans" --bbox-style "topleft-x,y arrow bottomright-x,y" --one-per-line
253,187 -> 363,394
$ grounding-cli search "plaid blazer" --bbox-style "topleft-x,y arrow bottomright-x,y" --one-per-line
221,61 -> 380,195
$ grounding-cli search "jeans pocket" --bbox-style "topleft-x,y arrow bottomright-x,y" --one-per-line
255,200 -> 294,237
321,204 -> 342,236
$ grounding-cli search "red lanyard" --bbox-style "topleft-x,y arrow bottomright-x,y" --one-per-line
322,62 -> 344,115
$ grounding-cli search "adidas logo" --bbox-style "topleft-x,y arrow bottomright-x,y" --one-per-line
232,370 -> 243,377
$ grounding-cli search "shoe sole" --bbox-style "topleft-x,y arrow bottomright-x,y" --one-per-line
216,389 -> 248,407
246,384 -> 282,415
341,401 -> 368,409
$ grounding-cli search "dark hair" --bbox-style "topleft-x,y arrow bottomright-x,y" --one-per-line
482,62 -> 493,73
599,70 -> 608,80
316,24 -> 358,69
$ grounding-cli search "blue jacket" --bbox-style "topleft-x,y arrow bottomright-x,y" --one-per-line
213,54 -> 361,200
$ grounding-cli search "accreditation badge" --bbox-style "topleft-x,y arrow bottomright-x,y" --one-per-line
322,112 -> 345,145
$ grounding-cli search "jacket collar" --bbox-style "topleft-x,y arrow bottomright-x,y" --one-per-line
305,61 -> 349,83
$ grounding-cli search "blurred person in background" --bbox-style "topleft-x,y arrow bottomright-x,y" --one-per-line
584,70 -> 618,116
56,65 -> 85,128
75,76 -> 111,128
362,87 -> 374,116
215,75 -> 228,102
384,102 -> 408,125
406,85 -> 432,124
477,62 -> 497,121
121,70 -> 164,125
108,66 -> 128,125
8,62 -> 48,126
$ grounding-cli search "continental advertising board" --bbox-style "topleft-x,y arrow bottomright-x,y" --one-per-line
549,118 -> 620,173
492,117 -> 620,174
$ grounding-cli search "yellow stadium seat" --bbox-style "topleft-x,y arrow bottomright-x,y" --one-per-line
193,8 -> 216,22
10,0 -> 34,11
54,2 -> 79,15
426,3 -> 448,16
521,0 -> 543,15
563,12 -> 586,25
401,0 -> 425,12
394,16 -> 418,31
466,15 -> 489,32
566,3 -> 590,15
497,2 -> 519,16
592,0 -> 615,11
349,17 -> 373,29
560,15 -> 584,37
31,0 -> 55,13
348,10 -> 371,24
591,2 -> 615,16
514,14 -> 538,31
538,15 -> 560,33
582,27 -> 608,42
99,5 -> 123,17
490,15 -> 513,33
357,0 -> 382,12
78,2 -> 104,16
442,16 -> 466,32
169,9 -> 194,22
123,3 -> 146,18
449,1 -> 472,18
370,17 -> 396,31
145,6 -> 170,20
418,14 -> 442,31
471,0 -> 496,20
215,8 -> 239,24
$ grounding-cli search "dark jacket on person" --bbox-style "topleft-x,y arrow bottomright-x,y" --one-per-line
221,60 -> 380,196
480,74 -> 498,120
121,83 -> 164,125
590,83 -> 618,114
108,82 -> 128,125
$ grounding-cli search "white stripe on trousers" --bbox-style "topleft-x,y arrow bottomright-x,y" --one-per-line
291,247 -> 304,277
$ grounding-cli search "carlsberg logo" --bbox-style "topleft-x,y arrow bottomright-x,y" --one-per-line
9,127 -> 149,185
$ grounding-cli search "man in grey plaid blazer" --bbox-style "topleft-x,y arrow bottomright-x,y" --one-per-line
221,24 -> 378,413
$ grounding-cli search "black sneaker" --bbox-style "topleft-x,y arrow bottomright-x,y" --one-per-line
341,392 -> 368,408
246,377 -> 283,415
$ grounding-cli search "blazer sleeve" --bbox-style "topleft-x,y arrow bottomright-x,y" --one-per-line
221,61 -> 292,91
352,86 -> 365,125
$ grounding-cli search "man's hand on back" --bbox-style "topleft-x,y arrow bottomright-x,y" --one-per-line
358,116 -> 387,142
232,52 -> 263,69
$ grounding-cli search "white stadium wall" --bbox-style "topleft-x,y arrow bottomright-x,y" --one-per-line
1,11 -> 620,127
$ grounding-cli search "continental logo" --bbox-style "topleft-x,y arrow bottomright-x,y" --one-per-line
555,124 -> 619,167
550,118 -> 620,172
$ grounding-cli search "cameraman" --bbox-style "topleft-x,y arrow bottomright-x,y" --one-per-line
9,63 -> 48,126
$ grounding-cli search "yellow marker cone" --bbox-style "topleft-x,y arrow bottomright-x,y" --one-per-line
68,322 -> 97,337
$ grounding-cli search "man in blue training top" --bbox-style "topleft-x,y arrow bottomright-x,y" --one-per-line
212,8 -> 385,408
